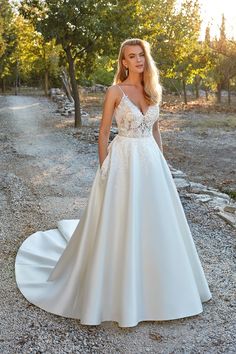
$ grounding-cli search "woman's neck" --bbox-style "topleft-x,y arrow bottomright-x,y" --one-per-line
125,72 -> 143,87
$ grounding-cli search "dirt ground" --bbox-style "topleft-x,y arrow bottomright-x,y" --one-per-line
0,94 -> 235,354
160,110 -> 236,197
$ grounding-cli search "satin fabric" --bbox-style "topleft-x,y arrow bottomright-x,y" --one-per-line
15,89 -> 212,327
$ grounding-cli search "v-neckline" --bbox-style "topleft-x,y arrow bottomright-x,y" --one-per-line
123,94 -> 151,117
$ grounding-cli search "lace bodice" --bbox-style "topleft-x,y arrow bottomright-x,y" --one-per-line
114,87 -> 160,138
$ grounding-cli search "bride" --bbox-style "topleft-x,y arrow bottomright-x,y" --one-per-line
15,38 -> 212,328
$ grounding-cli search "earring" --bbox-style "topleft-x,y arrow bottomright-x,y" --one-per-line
125,67 -> 128,77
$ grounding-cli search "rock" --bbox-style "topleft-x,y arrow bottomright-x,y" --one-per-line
216,211 -> 236,228
171,172 -> 235,229
203,189 -> 231,200
56,109 -> 65,114
81,110 -> 89,117
188,182 -> 231,201
171,169 -> 187,178
224,204 -> 236,213
188,181 -> 208,192
110,127 -> 118,140
174,178 -> 191,189
110,127 -> 118,134
208,197 -> 230,210
89,84 -> 107,93
191,194 -> 213,203
50,87 -> 93,120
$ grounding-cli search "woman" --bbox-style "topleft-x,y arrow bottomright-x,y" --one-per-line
98,38 -> 163,169
15,38 -> 212,328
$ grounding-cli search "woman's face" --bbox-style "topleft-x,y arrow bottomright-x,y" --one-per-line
122,45 -> 145,75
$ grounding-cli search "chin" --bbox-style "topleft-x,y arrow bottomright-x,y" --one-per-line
135,68 -> 144,74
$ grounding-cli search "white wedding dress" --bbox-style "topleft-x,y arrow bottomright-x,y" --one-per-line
15,85 -> 212,328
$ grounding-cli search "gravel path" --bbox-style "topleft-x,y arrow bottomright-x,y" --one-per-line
0,95 -> 235,353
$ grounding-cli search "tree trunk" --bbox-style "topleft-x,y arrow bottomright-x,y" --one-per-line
1,78 -> 6,93
15,60 -> 19,96
182,79 -> 187,104
65,46 -> 81,128
205,89 -> 209,101
15,80 -> 18,95
44,69 -> 49,96
227,79 -> 231,105
216,83 -> 222,103
61,68 -> 74,103
194,76 -> 200,99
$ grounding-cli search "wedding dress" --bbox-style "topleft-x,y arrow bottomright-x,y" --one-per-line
15,85 -> 212,328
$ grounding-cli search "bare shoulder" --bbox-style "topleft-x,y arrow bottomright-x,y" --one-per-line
104,85 -> 122,105
106,84 -> 122,97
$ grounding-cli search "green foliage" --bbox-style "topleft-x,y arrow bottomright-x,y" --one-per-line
19,0 -> 143,125
1,0 -> 236,103
0,0 -> 14,58
8,14 -> 62,87
19,0 -> 142,69
0,0 -> 17,84
83,57 -> 116,86
206,15 -> 236,101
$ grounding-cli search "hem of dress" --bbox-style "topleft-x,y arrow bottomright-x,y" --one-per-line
16,284 -> 212,328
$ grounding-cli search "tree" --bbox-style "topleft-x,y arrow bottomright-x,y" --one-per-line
171,0 -> 202,103
9,15 -> 62,95
208,15 -> 236,103
19,0 -> 142,127
0,1 -> 62,94
0,0 -> 16,92
141,0 -> 202,103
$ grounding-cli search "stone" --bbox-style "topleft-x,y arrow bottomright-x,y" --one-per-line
189,182 -> 231,201
188,181 -> 208,192
208,197 -> 230,210
203,189 -> 231,200
192,194 -> 212,203
174,178 -> 191,189
224,204 -> 236,213
171,169 -> 187,178
110,127 -> 118,134
81,111 -> 89,117
216,211 -> 236,228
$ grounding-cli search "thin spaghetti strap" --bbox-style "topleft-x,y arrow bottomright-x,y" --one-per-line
116,84 -> 126,96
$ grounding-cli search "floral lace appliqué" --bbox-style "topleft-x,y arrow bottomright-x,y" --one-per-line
99,95 -> 160,181
114,95 -> 159,138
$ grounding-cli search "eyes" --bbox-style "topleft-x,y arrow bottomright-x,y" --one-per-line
128,53 -> 145,59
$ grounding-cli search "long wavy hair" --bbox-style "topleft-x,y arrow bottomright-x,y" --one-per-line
113,38 -> 162,105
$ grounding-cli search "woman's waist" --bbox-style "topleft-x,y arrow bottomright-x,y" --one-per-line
107,133 -> 155,151
117,131 -> 153,139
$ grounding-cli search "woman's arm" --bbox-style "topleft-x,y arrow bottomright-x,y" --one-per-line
98,86 -> 118,168
152,120 -> 163,153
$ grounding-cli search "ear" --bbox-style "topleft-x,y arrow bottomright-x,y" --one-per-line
122,59 -> 127,68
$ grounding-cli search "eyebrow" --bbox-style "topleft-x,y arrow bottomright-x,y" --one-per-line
127,51 -> 144,56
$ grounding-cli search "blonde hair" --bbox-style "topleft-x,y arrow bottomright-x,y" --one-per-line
113,38 -> 162,104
